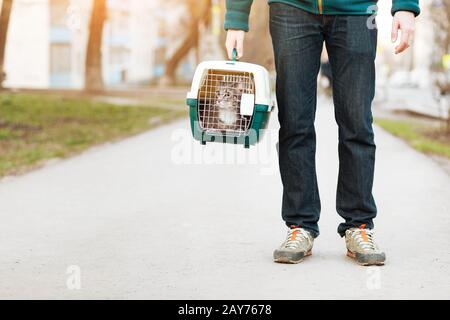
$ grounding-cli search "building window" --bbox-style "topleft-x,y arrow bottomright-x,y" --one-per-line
50,43 -> 72,87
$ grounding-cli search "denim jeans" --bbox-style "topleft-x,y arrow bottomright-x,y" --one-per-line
269,3 -> 378,237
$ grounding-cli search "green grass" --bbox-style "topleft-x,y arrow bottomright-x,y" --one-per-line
0,93 -> 185,177
375,118 -> 450,159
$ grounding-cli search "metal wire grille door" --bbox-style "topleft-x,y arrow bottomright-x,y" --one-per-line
198,69 -> 255,136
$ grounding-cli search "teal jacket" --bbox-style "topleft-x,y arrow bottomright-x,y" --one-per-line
225,0 -> 420,32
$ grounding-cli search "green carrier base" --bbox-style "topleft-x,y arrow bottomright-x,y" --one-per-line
186,98 -> 271,148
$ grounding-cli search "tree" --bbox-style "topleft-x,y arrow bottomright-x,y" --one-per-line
431,0 -> 450,132
160,0 -> 212,86
85,0 -> 107,91
0,0 -> 13,88
431,0 -> 450,68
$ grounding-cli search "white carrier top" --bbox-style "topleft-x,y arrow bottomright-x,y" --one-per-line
186,60 -> 274,110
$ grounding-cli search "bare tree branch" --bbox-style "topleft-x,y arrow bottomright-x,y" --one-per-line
161,0 -> 212,86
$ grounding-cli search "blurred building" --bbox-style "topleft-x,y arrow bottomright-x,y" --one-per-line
3,0 -> 193,88
376,0 -> 434,81
374,1 -> 446,118
3,1 -> 439,90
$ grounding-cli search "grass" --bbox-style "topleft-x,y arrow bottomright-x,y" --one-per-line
375,118 -> 450,159
0,93 -> 185,177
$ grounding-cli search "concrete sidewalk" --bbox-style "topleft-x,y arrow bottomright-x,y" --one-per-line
0,97 -> 449,299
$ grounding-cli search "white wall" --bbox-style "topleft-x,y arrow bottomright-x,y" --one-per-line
68,0 -> 91,89
413,3 -> 433,66
4,0 -> 50,88
127,0 -> 156,84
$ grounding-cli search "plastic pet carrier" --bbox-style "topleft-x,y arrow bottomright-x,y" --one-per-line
186,50 -> 275,148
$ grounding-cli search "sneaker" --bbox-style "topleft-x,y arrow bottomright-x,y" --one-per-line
345,225 -> 386,266
273,227 -> 314,264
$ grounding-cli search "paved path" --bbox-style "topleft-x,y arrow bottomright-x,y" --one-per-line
0,97 -> 449,299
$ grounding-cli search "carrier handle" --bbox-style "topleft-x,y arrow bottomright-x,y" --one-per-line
232,48 -> 238,62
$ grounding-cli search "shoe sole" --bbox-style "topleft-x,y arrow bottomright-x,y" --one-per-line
274,250 -> 312,264
347,250 -> 385,266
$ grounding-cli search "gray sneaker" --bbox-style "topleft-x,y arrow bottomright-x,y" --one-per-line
274,227 -> 314,264
345,225 -> 386,266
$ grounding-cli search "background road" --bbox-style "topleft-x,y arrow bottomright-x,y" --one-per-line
0,97 -> 449,299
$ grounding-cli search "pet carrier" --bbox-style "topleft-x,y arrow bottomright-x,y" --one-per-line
186,49 -> 275,148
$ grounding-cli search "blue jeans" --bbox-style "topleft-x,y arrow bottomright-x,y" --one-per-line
269,3 -> 378,237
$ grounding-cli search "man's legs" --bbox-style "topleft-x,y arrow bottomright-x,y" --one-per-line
324,15 -> 378,237
269,3 -> 324,238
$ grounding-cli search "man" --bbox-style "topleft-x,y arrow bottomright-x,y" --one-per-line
225,0 -> 419,266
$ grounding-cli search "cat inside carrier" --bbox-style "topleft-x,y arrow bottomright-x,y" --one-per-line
186,50 -> 275,148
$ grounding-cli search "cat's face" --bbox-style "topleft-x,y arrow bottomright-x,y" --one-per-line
215,81 -> 246,110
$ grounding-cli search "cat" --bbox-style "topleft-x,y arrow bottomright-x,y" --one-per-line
213,79 -> 247,131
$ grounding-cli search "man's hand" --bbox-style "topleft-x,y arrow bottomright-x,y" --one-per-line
225,30 -> 245,60
391,11 -> 415,55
